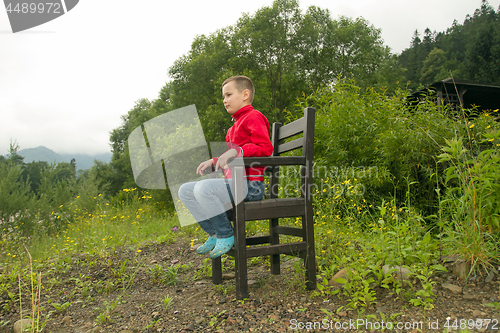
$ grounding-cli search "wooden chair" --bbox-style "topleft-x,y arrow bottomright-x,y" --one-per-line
211,107 -> 316,299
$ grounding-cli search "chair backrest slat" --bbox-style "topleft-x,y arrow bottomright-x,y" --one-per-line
276,138 -> 303,154
277,118 -> 305,141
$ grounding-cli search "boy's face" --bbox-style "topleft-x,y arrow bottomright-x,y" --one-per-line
222,81 -> 250,115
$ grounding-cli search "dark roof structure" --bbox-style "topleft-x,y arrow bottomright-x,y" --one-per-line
408,78 -> 500,112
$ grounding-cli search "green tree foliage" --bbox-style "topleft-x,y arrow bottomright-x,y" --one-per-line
399,0 -> 500,89
98,98 -> 173,196
167,0 -> 402,142
0,159 -> 33,226
0,144 -> 88,234
420,48 -> 448,84
21,161 -> 49,194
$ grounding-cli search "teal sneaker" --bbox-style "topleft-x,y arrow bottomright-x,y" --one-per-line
209,236 -> 234,259
196,236 -> 217,254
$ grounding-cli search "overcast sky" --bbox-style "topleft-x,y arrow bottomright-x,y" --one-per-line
1,0 -> 499,156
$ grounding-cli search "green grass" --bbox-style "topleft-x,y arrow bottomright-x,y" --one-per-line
2,189 -> 201,264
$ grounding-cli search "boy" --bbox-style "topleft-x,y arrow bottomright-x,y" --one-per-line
178,75 -> 273,258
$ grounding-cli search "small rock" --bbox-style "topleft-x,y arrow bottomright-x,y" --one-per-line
338,311 -> 347,317
170,259 -> 179,265
329,268 -> 350,286
383,265 -> 411,282
183,323 -> 195,331
222,273 -> 235,280
152,311 -> 160,318
62,316 -> 71,325
463,294 -> 478,300
472,309 -> 482,317
442,283 -> 462,294
248,280 -> 257,286
300,297 -> 307,303
13,319 -> 32,333
451,260 -> 471,280
119,331 -> 134,333
485,270 -> 496,283
150,259 -> 158,264
269,315 -> 280,321
376,306 -> 387,313
195,317 -> 205,325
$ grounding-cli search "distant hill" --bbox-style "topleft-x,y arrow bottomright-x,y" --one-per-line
17,146 -> 112,170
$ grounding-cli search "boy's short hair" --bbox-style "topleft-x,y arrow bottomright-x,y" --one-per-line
222,75 -> 255,103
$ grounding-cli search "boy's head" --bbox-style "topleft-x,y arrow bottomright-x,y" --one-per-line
222,75 -> 254,114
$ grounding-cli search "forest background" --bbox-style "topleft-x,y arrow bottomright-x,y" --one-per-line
1,0 -> 499,322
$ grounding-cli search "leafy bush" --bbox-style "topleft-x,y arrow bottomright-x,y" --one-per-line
0,160 -> 34,232
295,81 -> 462,215
438,122 -> 500,268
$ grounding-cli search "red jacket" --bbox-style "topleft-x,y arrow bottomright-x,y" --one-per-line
214,105 -> 273,181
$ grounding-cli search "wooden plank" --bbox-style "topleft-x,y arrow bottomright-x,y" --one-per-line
277,138 -> 304,154
245,198 -> 305,209
246,235 -> 270,245
246,242 -> 307,258
278,118 -> 305,141
241,156 -> 306,167
276,226 -> 304,238
303,107 -> 317,291
245,205 -> 305,221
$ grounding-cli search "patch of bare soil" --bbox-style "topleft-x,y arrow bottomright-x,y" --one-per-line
2,237 -> 499,333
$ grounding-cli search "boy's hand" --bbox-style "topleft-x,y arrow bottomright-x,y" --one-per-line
196,159 -> 214,175
215,148 -> 238,171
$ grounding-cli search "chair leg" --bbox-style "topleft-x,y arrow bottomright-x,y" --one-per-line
305,245 -> 316,290
270,218 -> 280,275
235,253 -> 248,299
270,254 -> 280,275
212,257 -> 222,285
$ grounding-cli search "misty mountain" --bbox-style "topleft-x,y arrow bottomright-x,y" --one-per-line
17,146 -> 111,170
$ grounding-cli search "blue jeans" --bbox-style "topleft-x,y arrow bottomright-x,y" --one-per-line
178,179 -> 265,238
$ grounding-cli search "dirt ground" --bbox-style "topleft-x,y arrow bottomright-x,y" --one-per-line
1,238 -> 499,333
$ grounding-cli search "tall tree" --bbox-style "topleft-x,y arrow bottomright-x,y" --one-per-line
167,0 -> 400,138
420,48 -> 448,84
398,0 -> 500,88
464,0 -> 500,83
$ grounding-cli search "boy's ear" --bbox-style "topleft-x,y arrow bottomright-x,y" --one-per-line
243,89 -> 250,102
